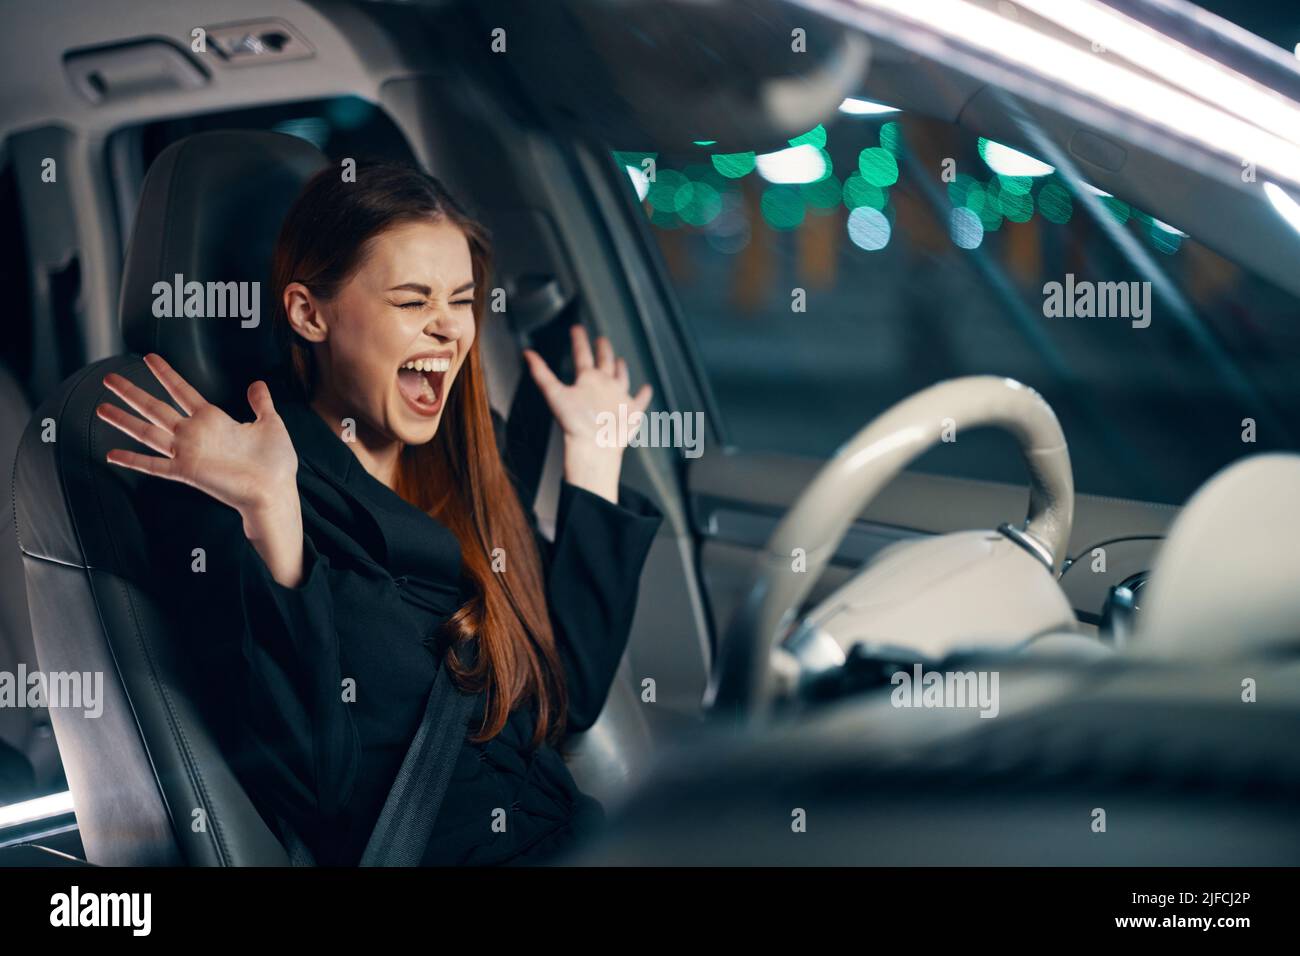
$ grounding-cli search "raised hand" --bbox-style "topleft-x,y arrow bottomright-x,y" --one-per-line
97,353 -> 298,516
522,325 -> 652,503
98,353 -> 307,587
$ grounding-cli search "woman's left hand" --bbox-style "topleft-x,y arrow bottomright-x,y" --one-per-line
522,325 -> 652,503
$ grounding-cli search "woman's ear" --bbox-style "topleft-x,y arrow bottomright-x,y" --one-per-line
283,282 -> 328,343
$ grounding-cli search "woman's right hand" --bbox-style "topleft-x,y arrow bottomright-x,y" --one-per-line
98,353 -> 308,587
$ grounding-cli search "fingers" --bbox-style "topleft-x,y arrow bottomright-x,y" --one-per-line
247,380 -> 277,421
570,324 -> 595,373
104,447 -> 178,480
96,403 -> 176,458
102,372 -> 184,430
631,382 -> 653,415
615,357 -> 629,388
594,335 -> 615,374
522,348 -> 563,397
142,352 -> 206,416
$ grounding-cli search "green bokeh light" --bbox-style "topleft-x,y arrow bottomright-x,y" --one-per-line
997,174 -> 1033,196
683,162 -> 729,191
842,172 -> 887,210
646,169 -> 691,213
976,178 -> 1003,231
612,150 -> 656,170
801,174 -> 843,211
1038,181 -> 1073,224
712,152 -> 756,179
947,173 -> 979,208
858,147 -> 899,187
678,181 -> 723,226
998,187 -> 1034,223
761,185 -> 806,230
649,205 -> 680,229
1101,195 -> 1130,224
880,121 -> 902,156
1147,219 -> 1182,254
788,125 -> 827,149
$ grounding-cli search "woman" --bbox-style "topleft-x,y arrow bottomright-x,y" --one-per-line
94,162 -> 664,865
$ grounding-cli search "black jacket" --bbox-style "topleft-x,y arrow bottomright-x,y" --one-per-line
218,377 -> 663,865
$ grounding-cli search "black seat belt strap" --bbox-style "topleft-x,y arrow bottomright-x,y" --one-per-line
359,657 -> 477,867
277,652 -> 476,867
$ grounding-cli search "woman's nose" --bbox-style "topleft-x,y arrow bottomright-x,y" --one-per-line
423,308 -> 463,342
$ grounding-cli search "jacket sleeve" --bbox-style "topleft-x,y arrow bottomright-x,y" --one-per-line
235,521 -> 362,828
533,479 -> 664,733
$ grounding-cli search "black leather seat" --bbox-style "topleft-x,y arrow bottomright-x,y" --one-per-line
0,362 -> 57,800
12,131 -> 330,865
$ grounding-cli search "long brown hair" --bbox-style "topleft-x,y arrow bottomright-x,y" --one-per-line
269,161 -> 568,747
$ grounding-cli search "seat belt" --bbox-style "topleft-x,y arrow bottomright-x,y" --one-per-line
503,275 -> 575,513
359,656 -> 477,866
276,647 -> 477,867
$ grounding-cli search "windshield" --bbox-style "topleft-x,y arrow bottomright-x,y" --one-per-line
613,104 -> 1300,504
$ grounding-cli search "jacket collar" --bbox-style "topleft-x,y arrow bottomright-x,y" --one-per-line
264,370 -> 464,589
266,372 -> 358,486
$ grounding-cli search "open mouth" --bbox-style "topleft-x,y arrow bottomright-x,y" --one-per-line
396,356 -> 451,414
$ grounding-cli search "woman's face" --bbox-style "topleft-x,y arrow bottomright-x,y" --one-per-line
293,218 -> 477,449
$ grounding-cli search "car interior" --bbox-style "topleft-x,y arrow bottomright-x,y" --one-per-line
1,0 -> 1297,866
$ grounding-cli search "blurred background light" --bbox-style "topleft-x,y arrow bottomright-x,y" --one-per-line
858,146 -> 899,187
950,206 -> 984,249
1264,181 -> 1300,234
978,137 -> 1054,177
839,97 -> 901,115
1037,181 -> 1074,224
756,144 -> 829,184
847,205 -> 891,250
1150,216 -> 1188,237
843,172 -> 887,210
272,117 -> 330,150
761,185 -> 807,229
645,168 -> 691,212
712,152 -> 756,179
788,125 -> 828,149
625,165 -> 650,201
879,121 -> 902,155
848,0 -> 1300,189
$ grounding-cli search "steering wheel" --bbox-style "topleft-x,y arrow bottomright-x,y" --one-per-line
703,376 -> 1074,722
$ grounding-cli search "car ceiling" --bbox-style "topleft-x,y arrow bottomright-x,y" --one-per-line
3,0 -> 1299,303
0,0 -> 427,141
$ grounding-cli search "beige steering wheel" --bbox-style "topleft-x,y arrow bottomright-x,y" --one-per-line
704,376 -> 1074,721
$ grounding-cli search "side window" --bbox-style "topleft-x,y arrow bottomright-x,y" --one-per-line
616,110 -> 1300,505
113,96 -> 417,248
137,96 -> 415,168
0,157 -> 34,396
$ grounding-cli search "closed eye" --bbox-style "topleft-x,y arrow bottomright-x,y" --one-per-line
396,301 -> 425,309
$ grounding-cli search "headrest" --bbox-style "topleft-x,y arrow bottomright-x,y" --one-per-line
1136,453 -> 1300,660
120,130 -> 329,412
